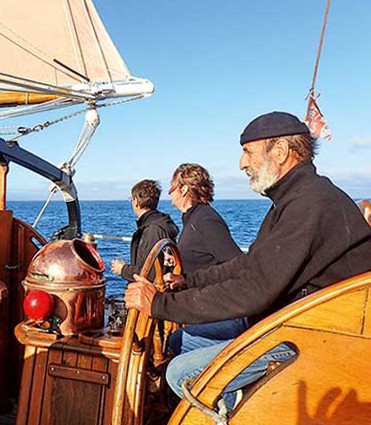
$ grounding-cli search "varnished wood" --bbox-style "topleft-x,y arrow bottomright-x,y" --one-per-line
0,164 -> 8,211
168,271 -> 371,425
28,348 -> 49,425
15,329 -> 122,425
8,218 -> 46,403
0,92 -> 58,107
112,239 -> 182,425
357,199 -> 371,226
0,210 -> 12,412
15,345 -> 37,425
48,364 -> 110,385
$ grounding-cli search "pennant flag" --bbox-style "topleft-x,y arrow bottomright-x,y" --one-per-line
304,93 -> 332,141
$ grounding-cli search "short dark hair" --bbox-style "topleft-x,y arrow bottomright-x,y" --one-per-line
172,163 -> 214,204
131,179 -> 161,210
265,134 -> 318,162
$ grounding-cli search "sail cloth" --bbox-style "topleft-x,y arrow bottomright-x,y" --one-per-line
304,92 -> 332,141
0,0 -> 153,108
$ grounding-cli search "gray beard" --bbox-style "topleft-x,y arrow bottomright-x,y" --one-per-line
249,159 -> 279,194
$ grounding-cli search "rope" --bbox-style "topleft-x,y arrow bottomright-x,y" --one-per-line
92,234 -> 132,242
0,93 -> 149,140
181,378 -> 228,425
306,0 -> 331,116
31,107 -> 99,229
33,186 -> 58,228
4,93 -> 149,230
91,233 -> 248,252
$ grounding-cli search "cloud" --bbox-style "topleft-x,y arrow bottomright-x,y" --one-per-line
7,169 -> 371,201
349,137 -> 371,148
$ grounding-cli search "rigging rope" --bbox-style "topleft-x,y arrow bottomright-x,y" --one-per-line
32,106 -> 100,230
0,93 -> 149,139
2,92 -> 150,232
305,0 -> 331,116
181,379 -> 228,425
33,186 -> 57,228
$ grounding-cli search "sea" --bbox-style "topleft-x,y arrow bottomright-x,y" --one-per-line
7,200 -> 272,297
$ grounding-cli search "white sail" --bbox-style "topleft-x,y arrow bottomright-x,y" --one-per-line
0,0 -> 153,107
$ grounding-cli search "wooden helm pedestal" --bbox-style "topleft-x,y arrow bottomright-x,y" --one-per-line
14,326 -> 121,425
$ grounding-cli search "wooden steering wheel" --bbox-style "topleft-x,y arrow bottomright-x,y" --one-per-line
112,239 -> 182,425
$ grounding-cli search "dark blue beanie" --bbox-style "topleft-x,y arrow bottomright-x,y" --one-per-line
240,111 -> 310,145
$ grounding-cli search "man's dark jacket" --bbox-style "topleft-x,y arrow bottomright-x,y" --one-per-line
152,162 -> 371,324
121,210 -> 179,281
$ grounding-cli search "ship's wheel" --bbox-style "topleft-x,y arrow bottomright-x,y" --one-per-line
112,239 -> 182,425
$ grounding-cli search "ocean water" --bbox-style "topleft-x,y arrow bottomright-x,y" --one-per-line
7,200 -> 271,297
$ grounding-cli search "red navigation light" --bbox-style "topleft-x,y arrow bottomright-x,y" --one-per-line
23,290 -> 54,321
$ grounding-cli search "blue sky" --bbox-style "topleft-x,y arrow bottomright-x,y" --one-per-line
5,0 -> 371,201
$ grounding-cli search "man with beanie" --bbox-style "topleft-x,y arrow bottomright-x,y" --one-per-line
124,112 -> 371,409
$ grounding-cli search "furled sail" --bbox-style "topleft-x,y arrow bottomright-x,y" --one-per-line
0,0 -> 153,110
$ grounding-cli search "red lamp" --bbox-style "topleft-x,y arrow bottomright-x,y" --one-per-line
23,290 -> 54,321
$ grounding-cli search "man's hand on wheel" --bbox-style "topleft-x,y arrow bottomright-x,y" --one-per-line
124,274 -> 157,316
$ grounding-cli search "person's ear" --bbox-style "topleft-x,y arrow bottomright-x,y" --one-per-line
180,184 -> 188,196
132,197 -> 139,209
273,138 -> 290,164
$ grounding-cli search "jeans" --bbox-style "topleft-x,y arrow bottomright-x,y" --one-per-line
169,317 -> 250,355
166,339 -> 295,411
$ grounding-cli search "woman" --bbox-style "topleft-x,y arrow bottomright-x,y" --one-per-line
167,163 -> 248,355
169,163 -> 241,275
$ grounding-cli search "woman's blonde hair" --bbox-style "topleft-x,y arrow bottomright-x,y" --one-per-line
172,163 -> 214,204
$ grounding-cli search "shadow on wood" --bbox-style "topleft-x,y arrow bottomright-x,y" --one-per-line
168,271 -> 371,425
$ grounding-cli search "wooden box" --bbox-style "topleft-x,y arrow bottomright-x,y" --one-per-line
15,325 -> 121,425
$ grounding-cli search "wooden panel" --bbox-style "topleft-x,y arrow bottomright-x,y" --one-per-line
10,219 -> 45,400
62,348 -> 78,368
48,364 -> 109,386
77,352 -> 93,370
92,355 -> 110,425
103,359 -> 118,425
0,210 -> 12,282
0,210 -> 12,412
228,328 -> 371,425
15,345 -> 37,425
40,348 -> 63,425
28,347 -> 49,425
50,378 -> 102,425
288,289 -> 367,335
16,334 -> 121,425
363,288 -> 371,337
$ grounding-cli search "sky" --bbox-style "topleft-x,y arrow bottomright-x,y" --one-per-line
4,0 -> 371,201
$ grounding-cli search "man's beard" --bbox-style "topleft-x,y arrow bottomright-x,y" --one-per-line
248,159 -> 280,194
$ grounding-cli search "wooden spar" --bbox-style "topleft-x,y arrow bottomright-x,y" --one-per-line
0,92 -> 59,107
306,0 -> 331,117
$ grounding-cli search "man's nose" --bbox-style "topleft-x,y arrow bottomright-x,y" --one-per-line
239,154 -> 248,170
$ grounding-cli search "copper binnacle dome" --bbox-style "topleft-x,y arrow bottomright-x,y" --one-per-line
23,239 -> 106,336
